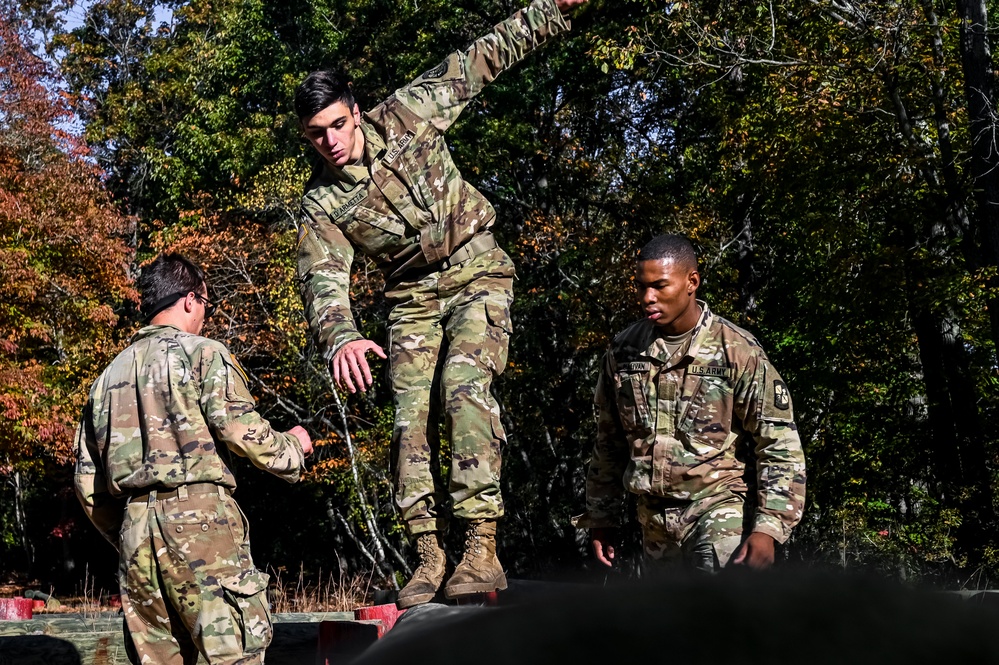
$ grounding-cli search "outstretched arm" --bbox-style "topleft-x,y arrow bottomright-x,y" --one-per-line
394,0 -> 577,131
200,344 -> 308,482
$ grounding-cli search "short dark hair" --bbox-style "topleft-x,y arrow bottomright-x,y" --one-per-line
137,253 -> 207,321
295,70 -> 356,119
637,234 -> 698,272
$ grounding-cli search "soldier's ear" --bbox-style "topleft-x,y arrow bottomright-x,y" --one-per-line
688,270 -> 701,293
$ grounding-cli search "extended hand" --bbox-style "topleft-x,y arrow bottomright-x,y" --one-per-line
332,339 -> 387,393
730,532 -> 775,569
555,0 -> 588,11
591,527 -> 619,567
288,425 -> 313,456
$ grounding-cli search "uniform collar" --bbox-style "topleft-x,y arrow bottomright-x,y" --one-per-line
682,300 -> 713,361
130,324 -> 181,344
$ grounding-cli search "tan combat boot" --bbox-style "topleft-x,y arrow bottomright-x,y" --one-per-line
396,531 -> 447,609
443,519 -> 508,598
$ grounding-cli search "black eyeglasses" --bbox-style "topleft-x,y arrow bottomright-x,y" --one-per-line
142,290 -> 219,322
191,292 -> 217,318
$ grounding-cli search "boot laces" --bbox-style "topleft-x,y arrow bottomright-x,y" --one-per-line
416,533 -> 440,560
460,523 -> 484,562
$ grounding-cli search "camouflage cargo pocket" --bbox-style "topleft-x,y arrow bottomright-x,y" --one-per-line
483,300 -> 512,374
160,497 -> 239,564
615,369 -> 653,432
219,569 -> 273,655
678,375 -> 733,450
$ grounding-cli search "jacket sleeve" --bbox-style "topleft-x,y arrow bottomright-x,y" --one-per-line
394,0 -> 571,132
73,398 -> 125,549
199,342 -> 306,483
738,354 -> 807,544
296,206 -> 364,361
574,351 -> 630,529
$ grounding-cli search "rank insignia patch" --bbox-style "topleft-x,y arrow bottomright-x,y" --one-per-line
773,380 -> 790,411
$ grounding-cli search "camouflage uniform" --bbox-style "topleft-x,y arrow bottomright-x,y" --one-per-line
574,302 -> 807,571
74,324 -> 306,665
296,0 -> 570,534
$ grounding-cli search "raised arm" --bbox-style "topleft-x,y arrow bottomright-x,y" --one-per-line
394,0 -> 573,132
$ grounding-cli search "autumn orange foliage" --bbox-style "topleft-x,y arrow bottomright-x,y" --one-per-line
0,17 -> 136,469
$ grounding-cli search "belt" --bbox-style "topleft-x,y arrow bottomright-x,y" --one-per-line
439,232 -> 498,271
390,232 -> 500,284
128,483 -> 227,504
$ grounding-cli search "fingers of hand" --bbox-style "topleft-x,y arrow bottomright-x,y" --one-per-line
347,351 -> 369,392
338,354 -> 357,393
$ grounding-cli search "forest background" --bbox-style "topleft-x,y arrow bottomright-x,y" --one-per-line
3,0 -> 999,595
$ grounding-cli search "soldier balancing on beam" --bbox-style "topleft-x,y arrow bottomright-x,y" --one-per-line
294,0 -> 587,607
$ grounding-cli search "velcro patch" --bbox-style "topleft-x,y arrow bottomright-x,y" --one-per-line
384,130 -> 416,164
619,362 -> 651,373
772,379 -> 790,411
421,61 -> 448,80
762,375 -> 794,421
686,364 -> 735,379
330,189 -> 366,220
229,355 -> 250,385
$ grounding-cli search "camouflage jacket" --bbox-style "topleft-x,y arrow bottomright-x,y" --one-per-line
74,325 -> 305,546
296,0 -> 570,359
576,303 -> 807,543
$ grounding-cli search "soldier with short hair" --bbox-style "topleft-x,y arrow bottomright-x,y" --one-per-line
574,235 -> 807,571
74,253 -> 313,665
294,0 -> 587,606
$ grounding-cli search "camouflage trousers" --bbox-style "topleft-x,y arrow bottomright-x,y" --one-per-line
385,246 -> 514,536
637,491 -> 750,573
119,484 -> 272,665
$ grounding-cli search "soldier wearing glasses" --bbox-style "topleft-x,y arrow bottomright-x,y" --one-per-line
74,253 -> 313,665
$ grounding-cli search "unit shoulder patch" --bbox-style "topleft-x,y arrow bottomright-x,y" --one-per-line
773,379 -> 790,411
761,376 -> 794,421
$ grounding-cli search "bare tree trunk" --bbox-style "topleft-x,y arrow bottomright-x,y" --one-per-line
327,381 -> 399,581
13,470 -> 35,568
956,0 -> 999,356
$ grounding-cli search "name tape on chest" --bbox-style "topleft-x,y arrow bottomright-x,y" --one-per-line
330,189 -> 367,221
384,130 -> 416,165
686,364 -> 735,379
618,361 -> 651,373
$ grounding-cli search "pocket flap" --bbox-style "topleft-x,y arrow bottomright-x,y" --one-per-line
220,569 -> 270,596
352,206 -> 407,236
484,301 -> 512,334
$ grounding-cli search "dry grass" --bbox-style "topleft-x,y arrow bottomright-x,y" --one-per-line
269,565 -> 374,613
